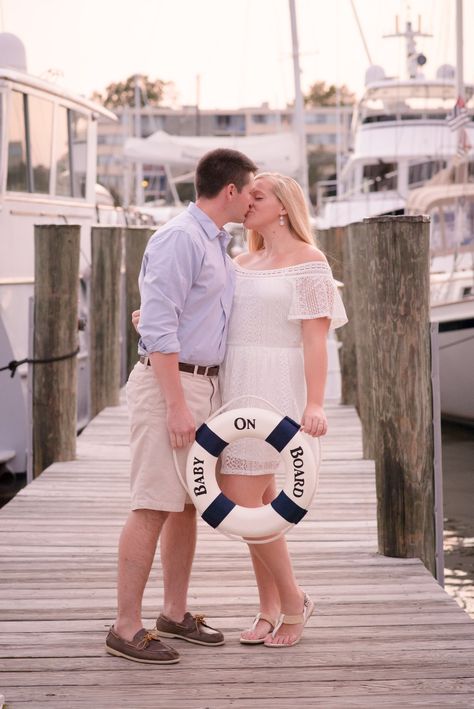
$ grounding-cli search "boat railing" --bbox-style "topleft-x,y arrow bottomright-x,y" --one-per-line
316,180 -> 338,207
316,175 -> 401,209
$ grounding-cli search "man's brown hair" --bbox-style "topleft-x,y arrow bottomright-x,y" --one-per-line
195,149 -> 257,198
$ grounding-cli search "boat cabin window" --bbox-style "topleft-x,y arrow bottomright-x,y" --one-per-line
29,95 -> 53,193
362,162 -> 397,192
431,201 -> 474,255
6,91 -> 88,198
468,162 -> 474,183
7,91 -> 28,191
7,91 -> 53,193
55,106 -> 88,198
408,160 -> 446,189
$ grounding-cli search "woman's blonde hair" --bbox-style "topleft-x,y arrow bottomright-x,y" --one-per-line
247,172 -> 314,252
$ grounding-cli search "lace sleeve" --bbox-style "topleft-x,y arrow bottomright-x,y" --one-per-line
288,273 -> 348,329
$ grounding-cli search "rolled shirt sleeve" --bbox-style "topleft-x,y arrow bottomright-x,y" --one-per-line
138,229 -> 204,354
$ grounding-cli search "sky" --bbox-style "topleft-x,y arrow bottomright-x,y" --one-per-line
1,0 -> 473,109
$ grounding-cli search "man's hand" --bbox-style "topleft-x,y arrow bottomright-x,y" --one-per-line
167,401 -> 196,449
301,403 -> 327,437
132,309 -> 140,333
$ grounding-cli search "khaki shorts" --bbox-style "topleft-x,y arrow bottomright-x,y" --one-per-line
126,361 -> 221,512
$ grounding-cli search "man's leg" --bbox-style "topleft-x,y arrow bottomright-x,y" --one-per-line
160,504 -> 197,621
115,508 -> 168,641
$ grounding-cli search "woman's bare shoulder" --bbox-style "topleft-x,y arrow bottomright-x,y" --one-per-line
233,251 -> 254,265
293,245 -> 327,264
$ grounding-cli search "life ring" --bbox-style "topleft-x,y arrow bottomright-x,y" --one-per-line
186,407 -> 319,539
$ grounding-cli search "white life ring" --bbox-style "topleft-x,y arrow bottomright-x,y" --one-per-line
186,407 -> 319,540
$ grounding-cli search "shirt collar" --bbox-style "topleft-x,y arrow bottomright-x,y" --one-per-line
187,202 -> 229,242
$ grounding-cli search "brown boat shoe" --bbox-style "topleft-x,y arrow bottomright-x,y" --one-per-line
156,612 -> 225,646
105,626 -> 180,664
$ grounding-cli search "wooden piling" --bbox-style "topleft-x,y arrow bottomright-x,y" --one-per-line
33,225 -> 80,478
348,221 -> 376,458
364,215 -> 435,576
339,226 -> 358,407
317,226 -> 358,406
124,226 -> 154,376
317,226 -> 344,282
89,226 -> 123,418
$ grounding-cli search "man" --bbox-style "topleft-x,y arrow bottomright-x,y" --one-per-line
106,149 -> 257,664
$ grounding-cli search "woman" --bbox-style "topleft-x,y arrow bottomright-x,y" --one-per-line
217,172 -> 347,647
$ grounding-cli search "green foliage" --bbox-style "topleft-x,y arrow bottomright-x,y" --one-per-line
92,75 -> 170,109
305,81 -> 355,107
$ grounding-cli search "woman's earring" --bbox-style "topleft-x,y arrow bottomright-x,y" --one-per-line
279,214 -> 285,226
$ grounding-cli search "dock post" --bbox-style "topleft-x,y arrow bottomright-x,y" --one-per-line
317,226 -> 344,282
318,226 -> 357,406
338,225 -> 358,407
124,226 -> 154,376
33,225 -> 80,478
364,215 -> 436,576
348,221 -> 375,457
90,226 -> 123,418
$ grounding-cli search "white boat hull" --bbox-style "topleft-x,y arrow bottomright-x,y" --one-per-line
432,298 -> 474,425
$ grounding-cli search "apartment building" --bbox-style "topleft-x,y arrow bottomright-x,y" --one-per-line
97,103 -> 353,204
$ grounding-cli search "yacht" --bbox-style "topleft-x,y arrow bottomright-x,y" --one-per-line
316,20 -> 474,424
316,18 -> 474,229
407,182 -> 474,425
0,33 -> 122,476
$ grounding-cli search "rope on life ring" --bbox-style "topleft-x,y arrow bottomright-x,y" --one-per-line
185,406 -> 319,542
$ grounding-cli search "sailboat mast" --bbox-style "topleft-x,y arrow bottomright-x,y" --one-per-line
134,74 -> 144,205
456,0 -> 464,100
288,0 -> 309,202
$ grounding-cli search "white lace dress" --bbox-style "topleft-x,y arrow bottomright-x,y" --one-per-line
219,261 -> 348,476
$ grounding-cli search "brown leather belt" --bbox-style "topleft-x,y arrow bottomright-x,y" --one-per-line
139,356 -> 219,377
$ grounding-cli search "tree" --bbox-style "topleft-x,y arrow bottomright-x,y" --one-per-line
91,75 -> 172,110
305,81 -> 355,107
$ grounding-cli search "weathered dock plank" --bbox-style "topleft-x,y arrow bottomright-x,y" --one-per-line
1,396 -> 474,708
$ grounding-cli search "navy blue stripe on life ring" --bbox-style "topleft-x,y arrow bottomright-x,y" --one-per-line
265,416 -> 300,452
271,491 -> 308,524
195,423 -> 228,457
201,493 -> 236,528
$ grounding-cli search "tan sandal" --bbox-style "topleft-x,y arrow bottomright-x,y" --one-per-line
263,593 -> 314,648
239,612 -> 276,645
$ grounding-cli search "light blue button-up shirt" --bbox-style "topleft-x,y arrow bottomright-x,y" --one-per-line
137,202 -> 235,366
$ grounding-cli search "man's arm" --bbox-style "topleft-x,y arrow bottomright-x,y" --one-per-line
149,352 -> 195,449
139,231 -> 204,449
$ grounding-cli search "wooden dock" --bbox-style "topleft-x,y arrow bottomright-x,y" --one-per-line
1,396 -> 474,708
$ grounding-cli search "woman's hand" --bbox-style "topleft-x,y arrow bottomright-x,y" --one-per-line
301,403 -> 327,437
132,309 -> 140,333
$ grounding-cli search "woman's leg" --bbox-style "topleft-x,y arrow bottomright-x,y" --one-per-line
250,475 -> 307,644
218,473 -> 280,640
219,472 -> 308,645
250,536 -> 306,645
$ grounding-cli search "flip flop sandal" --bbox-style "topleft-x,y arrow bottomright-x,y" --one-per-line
263,593 -> 314,648
239,612 -> 277,645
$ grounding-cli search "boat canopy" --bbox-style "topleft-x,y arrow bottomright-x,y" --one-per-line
123,130 -> 301,176
406,183 -> 474,213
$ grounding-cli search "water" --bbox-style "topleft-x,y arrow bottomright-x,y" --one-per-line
442,422 -> 474,619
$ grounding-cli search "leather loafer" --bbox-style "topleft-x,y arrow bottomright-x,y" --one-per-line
105,626 -> 180,664
156,612 -> 225,646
